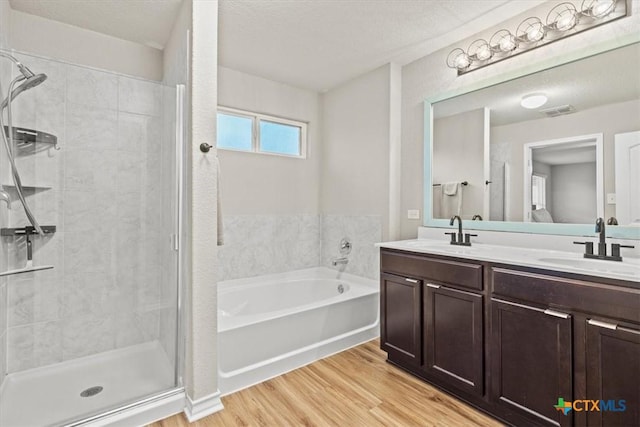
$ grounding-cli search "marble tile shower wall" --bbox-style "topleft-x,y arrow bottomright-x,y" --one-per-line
218,214 -> 382,281
1,52 -> 170,373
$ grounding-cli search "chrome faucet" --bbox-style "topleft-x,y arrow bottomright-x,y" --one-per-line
445,216 -> 477,246
332,257 -> 349,266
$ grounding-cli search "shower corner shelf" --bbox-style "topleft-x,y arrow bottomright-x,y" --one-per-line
1,225 -> 57,236
1,183 -> 53,191
3,126 -> 59,151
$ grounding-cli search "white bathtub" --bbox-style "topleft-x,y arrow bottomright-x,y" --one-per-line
217,267 -> 380,395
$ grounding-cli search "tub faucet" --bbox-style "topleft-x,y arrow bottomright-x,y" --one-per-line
332,257 -> 349,267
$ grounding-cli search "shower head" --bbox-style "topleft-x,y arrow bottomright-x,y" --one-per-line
0,73 -> 47,111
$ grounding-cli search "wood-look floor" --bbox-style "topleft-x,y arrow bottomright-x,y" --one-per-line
150,340 -> 501,427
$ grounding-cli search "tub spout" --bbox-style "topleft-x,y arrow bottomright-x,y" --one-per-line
332,257 -> 349,267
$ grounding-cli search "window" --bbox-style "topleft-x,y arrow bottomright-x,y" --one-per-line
531,174 -> 547,210
217,107 -> 307,158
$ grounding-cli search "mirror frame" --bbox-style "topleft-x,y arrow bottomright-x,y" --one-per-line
423,37 -> 640,239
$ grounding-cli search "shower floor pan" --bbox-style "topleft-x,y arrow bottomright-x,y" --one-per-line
0,341 -> 175,427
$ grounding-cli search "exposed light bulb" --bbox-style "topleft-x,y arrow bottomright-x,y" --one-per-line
521,93 -> 548,109
454,53 -> 470,69
556,13 -> 576,31
527,25 -> 544,41
476,45 -> 492,60
591,0 -> 615,17
499,35 -> 516,51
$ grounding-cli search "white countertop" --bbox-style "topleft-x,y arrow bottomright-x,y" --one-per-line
377,239 -> 640,283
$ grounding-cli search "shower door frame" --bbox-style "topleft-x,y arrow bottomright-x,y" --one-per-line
61,83 -> 189,427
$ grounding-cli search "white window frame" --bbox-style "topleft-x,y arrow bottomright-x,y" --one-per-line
217,106 -> 308,158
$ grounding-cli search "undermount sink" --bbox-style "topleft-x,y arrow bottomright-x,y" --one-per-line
537,257 -> 640,277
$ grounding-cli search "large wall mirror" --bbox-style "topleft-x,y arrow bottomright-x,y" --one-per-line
425,41 -> 640,238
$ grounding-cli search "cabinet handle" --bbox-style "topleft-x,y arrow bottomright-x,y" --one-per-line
405,278 -> 419,283
587,319 -> 618,330
543,309 -> 570,319
426,283 -> 440,289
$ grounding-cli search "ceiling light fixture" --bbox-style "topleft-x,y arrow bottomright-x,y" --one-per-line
446,0 -> 627,75
520,93 -> 548,109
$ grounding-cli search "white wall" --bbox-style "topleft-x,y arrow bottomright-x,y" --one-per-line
400,1 -> 640,239
433,108 -> 485,219
218,67 -> 321,215
187,0 -> 220,412
10,9 -> 162,81
321,63 -> 398,240
551,162 -> 597,224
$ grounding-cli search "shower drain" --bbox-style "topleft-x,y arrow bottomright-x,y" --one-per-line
80,386 -> 104,397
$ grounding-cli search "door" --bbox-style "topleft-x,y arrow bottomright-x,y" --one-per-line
424,283 -> 483,396
614,131 -> 640,225
380,273 -> 422,365
585,318 -> 640,427
491,299 -> 573,427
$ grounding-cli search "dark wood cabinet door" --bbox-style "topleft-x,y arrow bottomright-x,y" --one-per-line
585,318 -> 640,427
380,273 -> 422,365
491,299 -> 573,427
424,283 -> 483,396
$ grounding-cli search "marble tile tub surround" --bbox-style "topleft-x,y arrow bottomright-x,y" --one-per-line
1,51 -> 177,374
321,215 -> 382,280
218,214 -> 382,281
218,214 -> 321,281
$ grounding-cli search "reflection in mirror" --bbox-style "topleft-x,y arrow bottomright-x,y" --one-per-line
430,42 -> 640,228
523,134 -> 603,224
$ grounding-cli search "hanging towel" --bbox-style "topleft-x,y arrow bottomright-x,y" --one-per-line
441,182 -> 463,218
216,156 -> 224,246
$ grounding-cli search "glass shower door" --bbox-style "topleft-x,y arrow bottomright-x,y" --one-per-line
0,50 -> 183,427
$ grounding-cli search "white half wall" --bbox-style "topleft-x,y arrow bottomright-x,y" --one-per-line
9,9 -> 162,81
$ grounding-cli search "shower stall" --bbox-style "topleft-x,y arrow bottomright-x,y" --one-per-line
0,34 -> 186,427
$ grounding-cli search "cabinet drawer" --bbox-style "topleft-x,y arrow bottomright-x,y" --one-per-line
492,267 -> 640,323
381,251 -> 483,291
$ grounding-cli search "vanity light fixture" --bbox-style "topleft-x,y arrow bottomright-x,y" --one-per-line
446,0 -> 627,75
520,93 -> 548,109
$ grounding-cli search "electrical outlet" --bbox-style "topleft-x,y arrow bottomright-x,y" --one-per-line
607,193 -> 616,204
407,209 -> 420,220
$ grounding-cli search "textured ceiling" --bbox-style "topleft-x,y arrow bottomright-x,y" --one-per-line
9,0 -> 549,90
218,0 -> 546,91
9,0 -> 183,49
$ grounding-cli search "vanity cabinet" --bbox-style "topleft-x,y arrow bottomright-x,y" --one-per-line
380,247 -> 640,427
380,273 -> 422,365
490,298 -> 573,427
585,318 -> 640,427
424,283 -> 483,396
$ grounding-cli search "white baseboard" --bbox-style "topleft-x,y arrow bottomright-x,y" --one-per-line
184,390 -> 224,422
